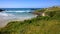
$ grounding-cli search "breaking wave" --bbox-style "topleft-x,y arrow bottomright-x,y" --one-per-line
0,12 -> 16,20
5,10 -> 31,12
0,12 -> 14,16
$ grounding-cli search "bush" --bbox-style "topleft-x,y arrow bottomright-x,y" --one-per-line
46,11 -> 56,17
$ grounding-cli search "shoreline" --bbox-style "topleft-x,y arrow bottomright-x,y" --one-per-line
0,15 -> 37,28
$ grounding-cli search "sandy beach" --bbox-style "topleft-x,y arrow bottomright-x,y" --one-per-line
0,15 -> 37,28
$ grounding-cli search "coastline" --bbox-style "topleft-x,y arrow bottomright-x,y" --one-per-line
0,15 -> 37,28
0,6 -> 60,34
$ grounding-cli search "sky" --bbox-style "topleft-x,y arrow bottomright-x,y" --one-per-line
0,0 -> 60,8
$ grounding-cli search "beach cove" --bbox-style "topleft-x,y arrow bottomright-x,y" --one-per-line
0,9 -> 37,28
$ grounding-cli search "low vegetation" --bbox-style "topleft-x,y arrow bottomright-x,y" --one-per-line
0,6 -> 60,34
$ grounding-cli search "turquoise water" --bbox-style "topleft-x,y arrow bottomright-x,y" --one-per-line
0,9 -> 38,27
0,10 -> 36,21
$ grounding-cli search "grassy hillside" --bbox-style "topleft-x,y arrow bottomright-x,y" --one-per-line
0,6 -> 60,34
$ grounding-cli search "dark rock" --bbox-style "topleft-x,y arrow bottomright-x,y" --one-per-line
0,9 -> 4,12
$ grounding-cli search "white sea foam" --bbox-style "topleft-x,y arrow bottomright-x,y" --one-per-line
5,10 -> 30,12
0,12 -> 16,21
0,11 -> 36,28
0,12 -> 15,18
0,13 -> 8,16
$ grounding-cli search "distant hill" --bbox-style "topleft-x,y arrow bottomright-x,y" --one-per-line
47,6 -> 60,11
33,6 -> 60,16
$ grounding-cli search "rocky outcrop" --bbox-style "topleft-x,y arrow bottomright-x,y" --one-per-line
0,9 -> 4,12
32,12 -> 46,16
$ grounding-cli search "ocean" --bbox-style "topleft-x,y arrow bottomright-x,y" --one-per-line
0,8 -> 41,20
0,8 -> 38,27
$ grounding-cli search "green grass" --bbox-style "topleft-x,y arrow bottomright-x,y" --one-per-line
0,16 -> 60,34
